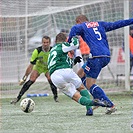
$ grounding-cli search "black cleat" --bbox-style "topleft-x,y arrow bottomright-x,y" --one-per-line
54,96 -> 59,102
10,98 -> 19,105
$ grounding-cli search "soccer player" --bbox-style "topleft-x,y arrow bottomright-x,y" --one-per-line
11,36 -> 58,104
60,30 -> 93,115
47,32 -> 110,115
68,14 -> 133,114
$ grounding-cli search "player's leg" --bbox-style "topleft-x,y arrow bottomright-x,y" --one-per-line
62,83 -> 107,108
68,68 -> 93,114
77,67 -> 93,115
50,69 -> 108,115
88,81 -> 114,107
10,70 -> 39,104
81,77 -> 117,114
71,68 -> 93,115
77,67 -> 86,87
72,91 -> 107,107
83,58 -> 116,114
48,80 -> 58,102
77,86 -> 93,116
56,69 -> 107,113
45,72 -> 58,102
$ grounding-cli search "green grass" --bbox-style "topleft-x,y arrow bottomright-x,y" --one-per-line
1,93 -> 133,133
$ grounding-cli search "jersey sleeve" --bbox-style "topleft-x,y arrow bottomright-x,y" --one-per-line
68,25 -> 82,43
62,37 -> 79,53
100,18 -> 133,32
30,49 -> 38,64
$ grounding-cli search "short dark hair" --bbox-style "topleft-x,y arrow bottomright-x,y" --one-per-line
75,14 -> 88,23
60,29 -> 69,33
42,36 -> 51,43
55,33 -> 67,43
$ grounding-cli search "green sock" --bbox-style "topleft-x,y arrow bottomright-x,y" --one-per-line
78,96 -> 94,106
80,89 -> 92,110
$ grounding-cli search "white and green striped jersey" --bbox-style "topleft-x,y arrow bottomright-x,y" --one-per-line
48,37 -> 79,75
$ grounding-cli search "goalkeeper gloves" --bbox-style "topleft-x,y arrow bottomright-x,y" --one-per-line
19,75 -> 27,85
74,56 -> 82,65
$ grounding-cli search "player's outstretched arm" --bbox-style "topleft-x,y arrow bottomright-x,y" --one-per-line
62,37 -> 79,53
19,64 -> 33,85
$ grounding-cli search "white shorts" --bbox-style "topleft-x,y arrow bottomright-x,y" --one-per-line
51,68 -> 82,98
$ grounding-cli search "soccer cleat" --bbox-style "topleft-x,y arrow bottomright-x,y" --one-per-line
10,98 -> 19,105
92,99 -> 107,107
103,100 -> 114,108
105,106 -> 117,115
86,108 -> 93,116
54,95 -> 59,102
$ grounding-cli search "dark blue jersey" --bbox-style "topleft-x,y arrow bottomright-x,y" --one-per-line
68,18 -> 133,57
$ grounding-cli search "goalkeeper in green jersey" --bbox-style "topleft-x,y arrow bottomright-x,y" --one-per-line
11,36 -> 58,104
47,33 -> 109,115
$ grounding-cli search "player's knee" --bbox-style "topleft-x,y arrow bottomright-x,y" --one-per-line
29,76 -> 38,82
72,91 -> 81,102
77,84 -> 84,91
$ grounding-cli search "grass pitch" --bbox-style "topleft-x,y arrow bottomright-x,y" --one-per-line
1,92 -> 133,133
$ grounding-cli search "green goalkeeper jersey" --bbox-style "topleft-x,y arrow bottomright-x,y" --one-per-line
48,37 -> 79,75
30,46 -> 51,71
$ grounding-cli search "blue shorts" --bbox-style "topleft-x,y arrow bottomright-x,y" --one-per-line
82,57 -> 110,79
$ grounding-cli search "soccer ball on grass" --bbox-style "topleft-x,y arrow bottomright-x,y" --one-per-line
20,98 -> 35,113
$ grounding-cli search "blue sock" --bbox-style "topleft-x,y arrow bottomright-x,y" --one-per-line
89,84 -> 114,107
81,76 -> 87,88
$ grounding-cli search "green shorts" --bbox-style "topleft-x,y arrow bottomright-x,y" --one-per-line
33,65 -> 49,75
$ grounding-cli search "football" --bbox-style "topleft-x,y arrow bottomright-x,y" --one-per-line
20,98 -> 35,113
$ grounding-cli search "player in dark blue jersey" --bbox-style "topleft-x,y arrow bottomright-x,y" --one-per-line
68,14 -> 133,115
